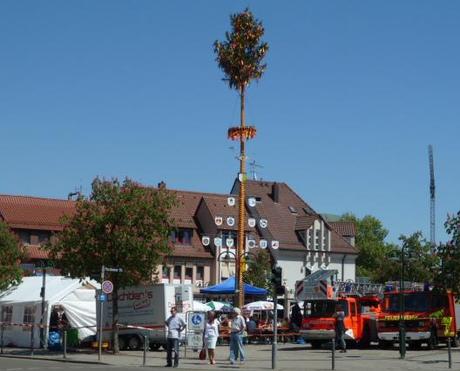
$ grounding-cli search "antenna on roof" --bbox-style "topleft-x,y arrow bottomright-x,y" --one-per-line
249,159 -> 264,181
68,185 -> 82,200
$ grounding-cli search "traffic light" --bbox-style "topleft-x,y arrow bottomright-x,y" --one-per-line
271,266 -> 284,295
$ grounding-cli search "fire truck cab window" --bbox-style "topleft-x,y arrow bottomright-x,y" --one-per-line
350,302 -> 357,316
304,300 -> 349,317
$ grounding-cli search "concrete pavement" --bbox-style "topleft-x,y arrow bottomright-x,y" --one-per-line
1,344 -> 459,370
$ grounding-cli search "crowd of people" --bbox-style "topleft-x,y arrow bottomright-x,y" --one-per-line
164,303 -> 307,367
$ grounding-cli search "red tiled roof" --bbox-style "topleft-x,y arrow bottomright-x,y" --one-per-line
330,229 -> 358,255
330,221 -> 356,237
237,180 -> 358,254
0,195 -> 75,231
25,244 -> 49,259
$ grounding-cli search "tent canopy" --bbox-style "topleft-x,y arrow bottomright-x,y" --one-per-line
243,301 -> 283,311
200,276 -> 267,296
0,276 -> 98,347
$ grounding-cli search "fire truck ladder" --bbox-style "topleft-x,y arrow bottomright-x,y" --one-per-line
333,280 -> 384,296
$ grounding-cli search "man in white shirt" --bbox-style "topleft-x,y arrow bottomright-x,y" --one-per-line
229,307 -> 246,364
165,307 -> 186,367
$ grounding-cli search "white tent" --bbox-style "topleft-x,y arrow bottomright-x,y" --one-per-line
192,301 -> 211,312
243,301 -> 283,311
0,276 -> 98,348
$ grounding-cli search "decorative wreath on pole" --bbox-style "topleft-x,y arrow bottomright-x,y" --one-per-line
227,126 -> 257,141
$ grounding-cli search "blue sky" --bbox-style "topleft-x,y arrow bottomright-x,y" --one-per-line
1,1 -> 459,244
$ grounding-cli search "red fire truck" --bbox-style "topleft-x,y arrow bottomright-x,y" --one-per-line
377,289 -> 460,349
296,270 -> 382,349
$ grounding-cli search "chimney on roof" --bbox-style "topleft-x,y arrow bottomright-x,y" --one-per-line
271,182 -> 280,203
158,181 -> 166,189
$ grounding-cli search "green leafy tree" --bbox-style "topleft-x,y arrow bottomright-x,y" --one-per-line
243,249 -> 272,292
46,177 -> 177,352
397,232 -> 439,283
435,212 -> 460,294
0,220 -> 24,291
339,213 -> 397,282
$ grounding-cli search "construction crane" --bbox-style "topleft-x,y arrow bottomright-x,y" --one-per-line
428,145 -> 435,251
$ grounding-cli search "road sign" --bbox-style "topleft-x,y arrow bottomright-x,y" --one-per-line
102,280 -> 114,294
187,333 -> 203,348
187,312 -> 205,331
104,267 -> 123,273
99,293 -> 107,302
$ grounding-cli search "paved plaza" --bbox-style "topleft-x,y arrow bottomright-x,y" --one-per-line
1,344 -> 459,370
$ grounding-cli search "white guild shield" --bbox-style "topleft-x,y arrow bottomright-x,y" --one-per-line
247,197 -> 256,207
247,239 -> 256,249
214,216 -> 223,226
226,217 -> 235,227
214,237 -> 222,248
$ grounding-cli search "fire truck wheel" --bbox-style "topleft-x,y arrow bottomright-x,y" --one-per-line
378,340 -> 393,349
128,335 -> 142,350
150,343 -> 161,351
451,336 -> 459,348
427,329 -> 438,350
408,341 -> 422,350
310,341 -> 322,349
357,327 -> 371,348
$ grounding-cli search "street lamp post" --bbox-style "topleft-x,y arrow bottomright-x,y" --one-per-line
399,248 -> 406,359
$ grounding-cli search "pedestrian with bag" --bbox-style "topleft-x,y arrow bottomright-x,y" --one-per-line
202,311 -> 220,365
229,307 -> 246,365
333,304 -> 346,353
165,307 -> 186,367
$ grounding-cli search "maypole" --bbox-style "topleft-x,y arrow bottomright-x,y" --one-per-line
214,8 -> 268,307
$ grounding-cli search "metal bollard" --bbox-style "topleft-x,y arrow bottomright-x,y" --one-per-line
143,335 -> 148,367
30,325 -> 35,356
448,337 -> 452,369
1,323 -> 4,354
331,338 -> 335,370
63,331 -> 67,359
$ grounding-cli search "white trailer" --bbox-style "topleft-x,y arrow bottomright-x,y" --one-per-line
98,283 -> 192,350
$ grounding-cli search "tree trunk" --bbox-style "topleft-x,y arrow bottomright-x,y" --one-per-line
112,278 -> 119,353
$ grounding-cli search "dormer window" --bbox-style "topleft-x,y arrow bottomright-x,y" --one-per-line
288,206 -> 297,214
170,228 -> 193,245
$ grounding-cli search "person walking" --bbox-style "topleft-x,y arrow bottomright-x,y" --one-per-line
229,307 -> 246,365
165,307 -> 186,367
333,304 -> 346,353
203,311 -> 220,365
